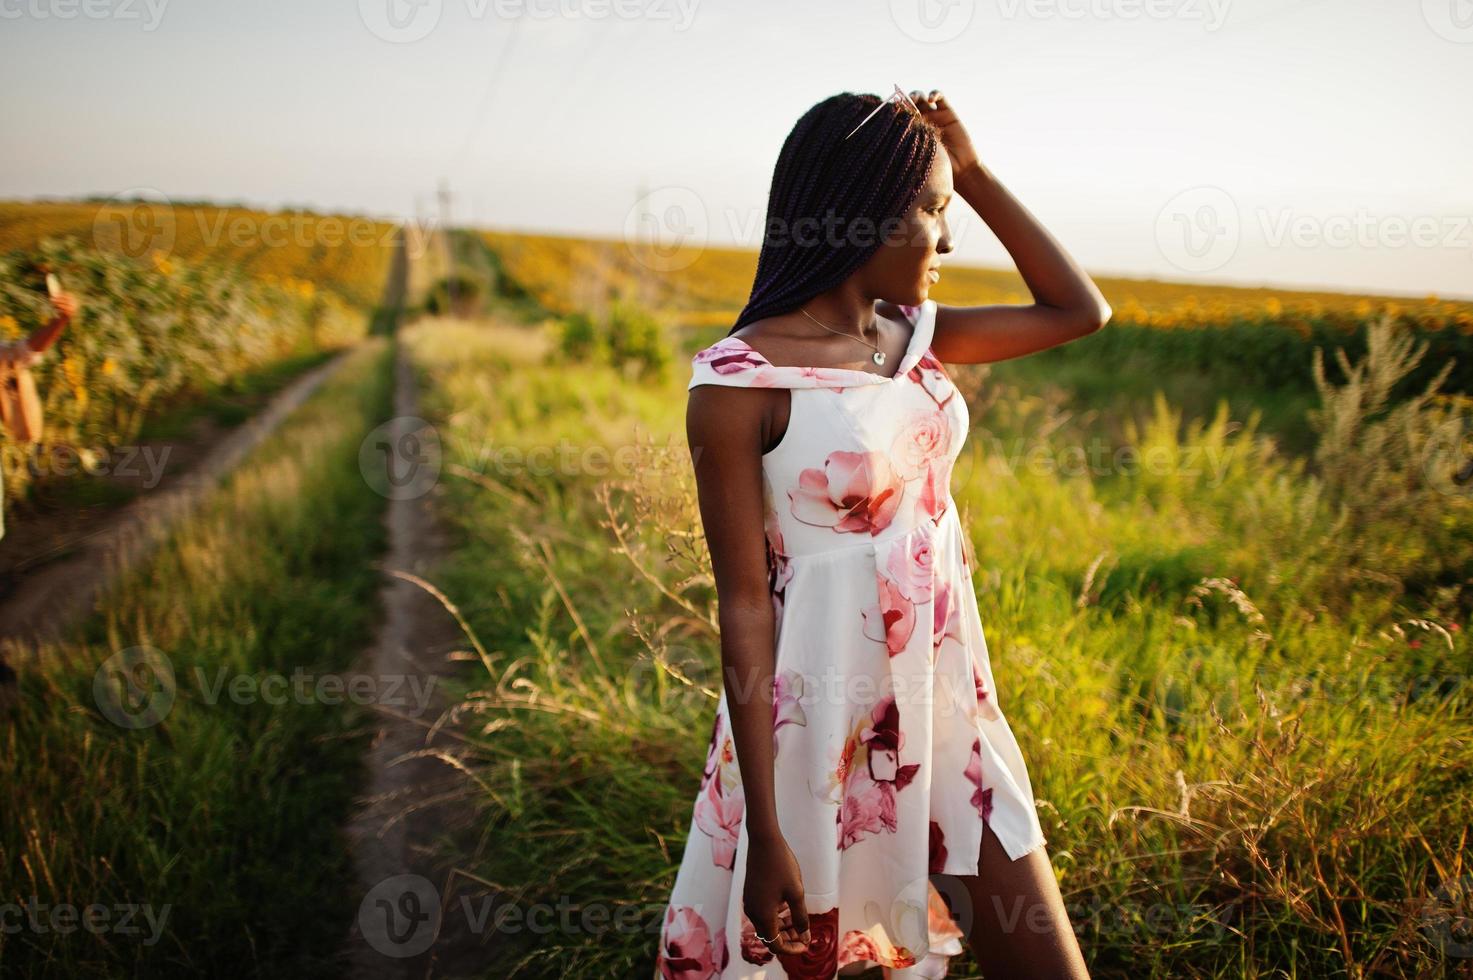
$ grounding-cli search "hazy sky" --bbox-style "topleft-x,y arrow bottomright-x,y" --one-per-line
3,0 -> 1470,298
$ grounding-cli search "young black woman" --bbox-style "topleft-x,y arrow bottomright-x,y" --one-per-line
658,88 -> 1108,980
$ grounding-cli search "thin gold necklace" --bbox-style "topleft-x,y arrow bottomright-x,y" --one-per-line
798,307 -> 887,366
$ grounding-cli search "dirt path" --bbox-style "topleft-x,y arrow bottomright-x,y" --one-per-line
0,344 -> 361,655
340,230 -> 501,978
0,226 -> 423,656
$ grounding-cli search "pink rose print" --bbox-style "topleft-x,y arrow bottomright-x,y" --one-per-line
965,735 -> 994,823
928,819 -> 949,874
836,928 -> 919,970
658,905 -> 728,979
886,534 -> 934,603
704,338 -> 861,387
771,668 -> 809,756
838,930 -> 885,969
838,765 -> 894,847
861,697 -> 908,782
789,450 -> 904,535
693,341 -> 766,376
889,408 -> 951,481
836,695 -> 920,849
932,580 -> 962,656
694,731 -> 743,869
921,886 -> 967,969
738,914 -> 775,965
908,351 -> 957,409
773,906 -> 840,979
860,573 -> 916,656
764,508 -> 794,614
845,892 -> 963,972
700,712 -> 724,790
793,365 -> 864,386
915,453 -> 952,524
973,658 -> 1002,721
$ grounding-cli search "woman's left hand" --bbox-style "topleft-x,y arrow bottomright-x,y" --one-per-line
909,89 -> 980,174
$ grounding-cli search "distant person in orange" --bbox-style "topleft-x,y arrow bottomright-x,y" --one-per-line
0,278 -> 80,542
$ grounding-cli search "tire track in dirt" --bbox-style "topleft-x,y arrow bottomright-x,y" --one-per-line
0,228 -> 421,658
0,343 -> 359,656
341,227 -> 500,978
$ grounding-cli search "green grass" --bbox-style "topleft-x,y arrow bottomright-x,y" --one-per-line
981,342 -> 1327,459
0,335 -> 395,976
138,348 -> 340,438
30,474 -> 138,512
401,310 -> 1470,979
18,350 -> 342,520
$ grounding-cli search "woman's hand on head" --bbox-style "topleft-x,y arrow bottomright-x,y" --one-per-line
910,89 -> 980,174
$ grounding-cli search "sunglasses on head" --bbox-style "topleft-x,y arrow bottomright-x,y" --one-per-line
843,83 -> 924,140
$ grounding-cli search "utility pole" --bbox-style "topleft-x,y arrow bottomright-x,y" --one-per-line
437,177 -> 456,312
634,178 -> 655,307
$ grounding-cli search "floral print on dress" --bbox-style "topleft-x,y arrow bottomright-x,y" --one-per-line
737,915 -> 775,966
966,735 -> 995,824
856,885 -> 967,975
932,578 -> 963,658
693,340 -> 858,390
973,656 -> 1002,722
661,299 -> 1046,978
694,712 -> 744,870
771,668 -> 808,757
659,905 -> 728,979
886,533 -> 935,603
837,693 -> 921,849
860,536 -> 936,655
915,453 -> 953,525
928,819 -> 949,875
889,408 -> 951,481
763,501 -> 794,618
789,450 -> 904,535
909,350 -> 957,410
767,906 -> 840,977
860,572 -> 916,655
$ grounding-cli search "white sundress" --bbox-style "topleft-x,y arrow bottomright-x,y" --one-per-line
657,297 -> 1046,980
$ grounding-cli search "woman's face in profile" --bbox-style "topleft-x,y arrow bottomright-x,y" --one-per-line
862,145 -> 955,306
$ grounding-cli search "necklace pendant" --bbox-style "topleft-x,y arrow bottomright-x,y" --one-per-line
872,350 -> 886,366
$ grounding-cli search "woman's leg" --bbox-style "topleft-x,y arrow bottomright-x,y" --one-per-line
944,825 -> 1090,978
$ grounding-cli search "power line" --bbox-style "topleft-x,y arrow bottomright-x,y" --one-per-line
445,13 -> 526,178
